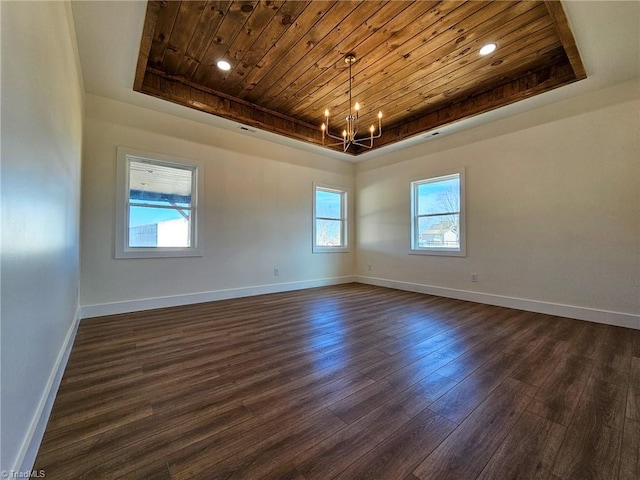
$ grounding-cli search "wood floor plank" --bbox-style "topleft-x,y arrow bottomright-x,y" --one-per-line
429,352 -> 518,423
331,408 -> 456,480
37,405 -> 154,454
259,463 -> 307,480
526,354 -> 593,426
509,337 -> 570,387
500,312 -> 558,358
413,377 -> 536,480
632,328 -> 640,358
429,309 -> 529,381
589,325 -> 633,387
168,408 -> 345,480
359,331 -> 462,381
244,369 -> 375,417
36,404 -> 253,478
627,357 -> 640,421
31,284 -> 637,480
194,407 -> 347,480
552,377 -> 627,480
374,322 -> 453,355
619,418 -> 640,480
294,379 -> 449,480
433,335 -> 513,383
248,370 -> 380,423
327,372 -> 456,425
383,347 -> 463,391
568,321 -> 605,359
114,459 -> 172,480
403,474 -> 421,480
165,372 -> 384,477
476,411 -> 566,480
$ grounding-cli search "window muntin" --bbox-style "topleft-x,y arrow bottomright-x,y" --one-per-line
115,147 -> 203,258
411,169 -> 465,256
313,185 -> 348,253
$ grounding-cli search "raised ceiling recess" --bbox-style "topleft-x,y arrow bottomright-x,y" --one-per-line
134,1 -> 586,155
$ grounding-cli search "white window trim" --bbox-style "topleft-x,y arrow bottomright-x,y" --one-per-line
410,167 -> 466,257
312,183 -> 349,253
115,146 -> 204,259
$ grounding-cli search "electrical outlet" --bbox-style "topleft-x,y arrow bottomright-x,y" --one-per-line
471,273 -> 478,283
367,264 -> 372,271
274,268 -> 280,276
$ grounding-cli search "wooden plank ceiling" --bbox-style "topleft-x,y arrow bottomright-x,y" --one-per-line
135,0 -> 586,155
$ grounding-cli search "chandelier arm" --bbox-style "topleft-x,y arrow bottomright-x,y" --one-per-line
326,124 -> 381,143
324,139 -> 349,148
351,139 -> 374,149
325,131 -> 347,142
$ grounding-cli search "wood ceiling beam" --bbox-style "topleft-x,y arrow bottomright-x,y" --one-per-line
139,69 -> 348,153
544,0 -> 587,80
139,57 -> 578,156
133,1 -> 161,92
355,59 -> 578,154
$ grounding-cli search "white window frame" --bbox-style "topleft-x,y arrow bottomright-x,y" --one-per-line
115,146 -> 204,259
410,168 -> 466,257
312,183 -> 349,253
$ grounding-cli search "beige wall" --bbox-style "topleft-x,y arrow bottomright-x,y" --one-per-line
81,81 -> 639,327
1,1 -> 83,472
81,95 -> 355,312
356,80 -> 639,325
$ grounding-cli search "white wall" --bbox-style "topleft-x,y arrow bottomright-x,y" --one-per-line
1,1 -> 83,472
356,80 -> 639,328
80,95 -> 355,315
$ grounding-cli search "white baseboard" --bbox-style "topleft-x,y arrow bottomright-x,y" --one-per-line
80,274 -> 639,329
356,275 -> 639,330
14,306 -> 81,474
81,276 -> 357,319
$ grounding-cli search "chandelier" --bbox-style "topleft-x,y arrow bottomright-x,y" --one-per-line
321,54 -> 382,152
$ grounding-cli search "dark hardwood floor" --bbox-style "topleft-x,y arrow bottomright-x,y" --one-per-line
34,283 -> 639,479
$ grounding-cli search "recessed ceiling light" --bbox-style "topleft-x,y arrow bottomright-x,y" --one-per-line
216,60 -> 231,71
479,43 -> 497,56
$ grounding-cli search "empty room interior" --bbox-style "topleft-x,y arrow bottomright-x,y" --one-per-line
2,0 -> 640,478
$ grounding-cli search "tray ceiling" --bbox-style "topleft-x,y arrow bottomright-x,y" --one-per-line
134,0 -> 586,155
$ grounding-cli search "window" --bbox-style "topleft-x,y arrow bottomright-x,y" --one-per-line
411,168 -> 465,256
115,147 -> 203,258
313,184 -> 348,253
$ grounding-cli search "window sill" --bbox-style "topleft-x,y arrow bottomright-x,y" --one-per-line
313,247 -> 350,254
115,247 -> 203,259
409,249 -> 466,257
